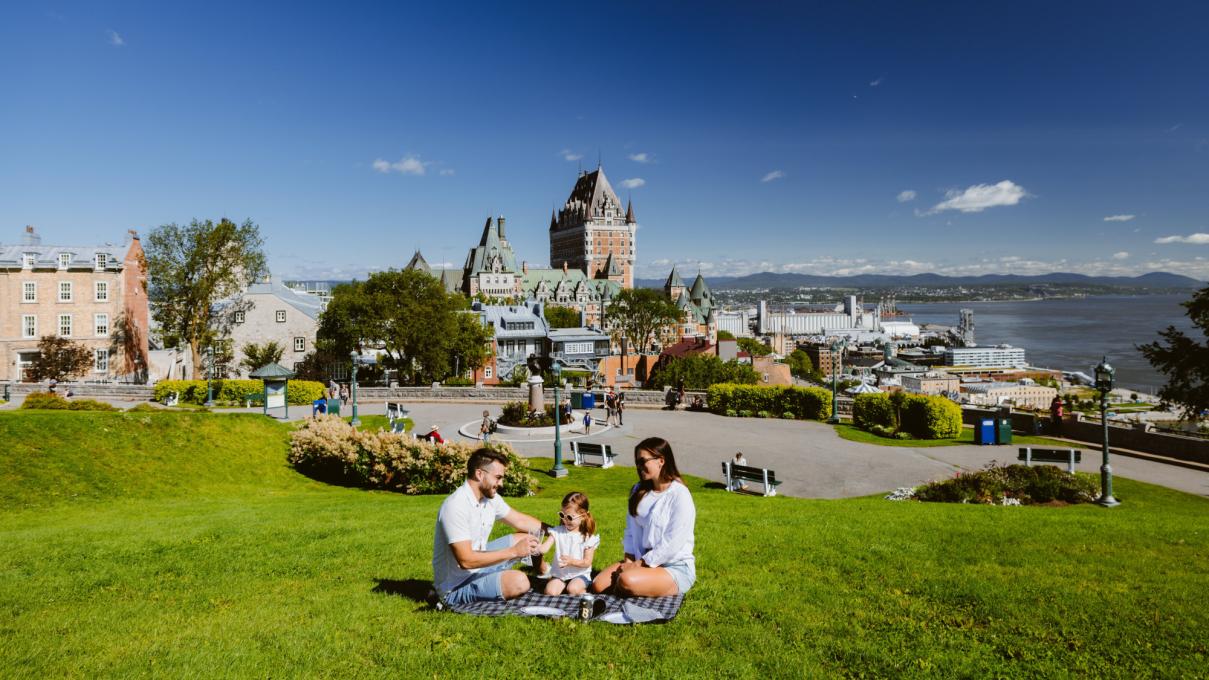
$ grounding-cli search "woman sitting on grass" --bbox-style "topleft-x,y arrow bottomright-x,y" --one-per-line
592,437 -> 696,597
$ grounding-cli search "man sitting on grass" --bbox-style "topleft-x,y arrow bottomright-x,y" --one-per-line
432,449 -> 544,606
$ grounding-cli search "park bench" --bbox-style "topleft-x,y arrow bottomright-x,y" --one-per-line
571,441 -> 617,469
1017,447 -> 1082,474
722,461 -> 782,497
245,392 -> 265,408
387,401 -> 410,423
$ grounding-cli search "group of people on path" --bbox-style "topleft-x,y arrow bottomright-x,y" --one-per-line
432,437 -> 695,606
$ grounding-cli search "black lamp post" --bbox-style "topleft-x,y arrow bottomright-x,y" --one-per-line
204,345 -> 215,407
349,350 -> 361,427
1094,356 -> 1119,507
551,361 -> 568,477
827,338 -> 846,424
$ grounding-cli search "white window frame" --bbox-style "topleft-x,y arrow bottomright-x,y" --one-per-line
22,253 -> 35,269
95,281 -> 109,302
95,253 -> 108,270
59,253 -> 71,269
294,337 -> 305,352
59,281 -> 73,302
94,348 -> 109,373
275,310 -> 286,323
95,313 -> 109,337
234,310 -> 245,324
22,315 -> 37,338
484,365 -> 493,379
59,314 -> 73,337
22,281 -> 36,303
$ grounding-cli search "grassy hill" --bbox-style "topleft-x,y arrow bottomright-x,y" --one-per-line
1,411 -> 1206,677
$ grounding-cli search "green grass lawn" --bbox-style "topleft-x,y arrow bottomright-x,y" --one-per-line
1,412 -> 1206,677
833,422 -> 1074,449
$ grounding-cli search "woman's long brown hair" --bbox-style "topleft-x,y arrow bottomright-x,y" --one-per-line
628,437 -> 682,516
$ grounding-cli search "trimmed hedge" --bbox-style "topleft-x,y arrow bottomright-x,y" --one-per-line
897,393 -> 963,439
153,379 -> 325,406
852,392 -> 897,431
20,392 -> 118,411
707,384 -> 832,421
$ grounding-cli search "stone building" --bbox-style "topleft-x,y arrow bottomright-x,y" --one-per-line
549,166 -> 637,289
219,276 -> 325,377
0,226 -> 150,382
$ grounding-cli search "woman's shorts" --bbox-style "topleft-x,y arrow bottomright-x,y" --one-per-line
660,560 -> 696,595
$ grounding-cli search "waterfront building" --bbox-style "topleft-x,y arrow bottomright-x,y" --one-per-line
945,344 -> 1027,369
0,226 -> 150,382
961,381 -> 1057,410
901,371 -> 961,396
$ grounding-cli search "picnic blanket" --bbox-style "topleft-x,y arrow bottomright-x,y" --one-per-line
441,590 -> 685,624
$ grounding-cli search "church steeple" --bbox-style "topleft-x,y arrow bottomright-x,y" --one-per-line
549,209 -> 558,231
625,199 -> 635,224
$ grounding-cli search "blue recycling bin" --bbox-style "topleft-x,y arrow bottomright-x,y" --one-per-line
974,418 -> 995,445
581,392 -> 596,410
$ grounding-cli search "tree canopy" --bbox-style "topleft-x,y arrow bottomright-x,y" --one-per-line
241,341 -> 285,374
315,269 -> 493,385
1138,285 -> 1209,419
786,348 -> 816,380
144,218 -> 267,376
606,288 -> 681,354
646,354 -> 759,390
28,336 -> 93,382
544,305 -> 581,329
737,337 -> 773,357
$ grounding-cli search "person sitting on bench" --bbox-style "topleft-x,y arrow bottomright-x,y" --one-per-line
729,452 -> 749,491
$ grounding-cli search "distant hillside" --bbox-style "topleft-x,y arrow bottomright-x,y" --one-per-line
635,271 -> 1205,290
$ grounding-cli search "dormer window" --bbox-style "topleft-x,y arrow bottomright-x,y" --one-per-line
59,253 -> 71,269
95,253 -> 108,270
22,253 -> 35,269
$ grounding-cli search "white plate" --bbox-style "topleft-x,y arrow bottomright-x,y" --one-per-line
519,606 -> 567,618
595,611 -> 631,625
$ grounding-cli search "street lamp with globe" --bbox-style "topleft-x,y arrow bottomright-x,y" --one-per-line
349,350 -> 361,427
1094,356 -> 1120,507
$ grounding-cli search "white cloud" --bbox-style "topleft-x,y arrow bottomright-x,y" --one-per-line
107,29 -> 124,46
896,190 -> 916,203
1103,214 -> 1135,222
620,178 -> 646,189
761,170 -> 785,183
1155,233 -> 1209,245
372,154 -> 429,176
926,180 -> 1028,214
628,152 -> 654,164
1112,251 -> 1130,260
560,149 -> 583,162
869,76 -> 884,87
438,168 -> 455,176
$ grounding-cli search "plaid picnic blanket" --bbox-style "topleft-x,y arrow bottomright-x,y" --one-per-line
442,590 -> 684,624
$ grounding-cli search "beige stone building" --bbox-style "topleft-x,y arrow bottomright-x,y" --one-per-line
901,371 -> 960,396
1,226 -> 150,382
961,381 -> 1058,410
219,277 -> 326,378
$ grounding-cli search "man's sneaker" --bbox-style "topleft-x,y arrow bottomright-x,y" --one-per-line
426,588 -> 445,611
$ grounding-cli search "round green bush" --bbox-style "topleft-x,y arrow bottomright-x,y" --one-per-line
781,411 -> 795,419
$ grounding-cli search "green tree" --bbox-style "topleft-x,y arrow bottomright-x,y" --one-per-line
448,311 -> 495,379
240,341 -> 285,374
786,348 -> 815,379
606,288 -> 682,355
144,218 -> 267,376
646,354 -> 760,390
717,330 -> 736,341
1138,285 -> 1209,418
28,335 -> 93,382
737,337 -> 772,357
544,305 -> 581,329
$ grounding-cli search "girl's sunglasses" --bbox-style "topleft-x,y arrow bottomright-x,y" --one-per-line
558,511 -> 581,521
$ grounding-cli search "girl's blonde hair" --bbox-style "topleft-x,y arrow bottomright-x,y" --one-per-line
562,491 -> 596,538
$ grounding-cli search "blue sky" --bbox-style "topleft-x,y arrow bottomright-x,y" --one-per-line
3,1 -> 1208,281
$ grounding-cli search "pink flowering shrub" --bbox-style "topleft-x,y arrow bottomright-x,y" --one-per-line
289,415 -> 536,496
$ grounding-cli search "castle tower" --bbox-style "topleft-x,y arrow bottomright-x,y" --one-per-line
548,166 -> 637,288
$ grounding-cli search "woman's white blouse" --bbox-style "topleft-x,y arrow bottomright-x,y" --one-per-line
622,480 -> 696,567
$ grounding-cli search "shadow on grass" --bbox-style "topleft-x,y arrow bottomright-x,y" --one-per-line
373,578 -> 435,605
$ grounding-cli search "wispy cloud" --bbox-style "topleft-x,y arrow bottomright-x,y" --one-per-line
896,190 -> 916,203
628,152 -> 654,164
438,168 -> 455,176
761,170 -> 785,183
1103,214 -> 1135,222
107,29 -> 125,47
372,154 -> 429,176
1167,123 -> 1183,133
924,180 -> 1028,214
1155,233 -> 1209,245
869,76 -> 884,87
1112,251 -> 1130,260
620,178 -> 646,189
560,148 -> 583,162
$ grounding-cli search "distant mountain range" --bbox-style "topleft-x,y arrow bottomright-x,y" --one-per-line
634,271 -> 1205,290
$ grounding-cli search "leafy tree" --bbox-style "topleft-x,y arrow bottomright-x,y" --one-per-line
28,336 -> 93,382
544,305 -> 581,329
606,288 -> 682,355
646,354 -> 759,390
144,218 -> 267,377
241,341 -> 285,374
737,337 -> 772,357
786,349 -> 815,379
1138,285 -> 1209,418
717,330 -> 736,341
449,311 -> 494,379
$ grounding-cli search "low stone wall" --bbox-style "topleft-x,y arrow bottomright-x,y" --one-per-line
962,406 -> 1209,467
2,382 -> 153,400
355,386 -> 703,406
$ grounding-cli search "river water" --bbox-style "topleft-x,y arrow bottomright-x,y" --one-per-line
896,294 -> 1199,392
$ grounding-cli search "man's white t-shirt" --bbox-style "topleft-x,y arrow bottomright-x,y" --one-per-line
548,526 -> 601,581
432,481 -> 511,594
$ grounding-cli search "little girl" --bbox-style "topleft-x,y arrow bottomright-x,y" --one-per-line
538,491 -> 600,595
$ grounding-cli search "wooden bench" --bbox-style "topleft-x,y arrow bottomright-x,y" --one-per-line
1017,447 -> 1082,474
571,441 -> 617,468
386,401 -> 410,425
722,461 -> 783,497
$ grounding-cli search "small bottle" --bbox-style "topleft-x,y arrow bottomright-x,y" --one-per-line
579,594 -> 596,621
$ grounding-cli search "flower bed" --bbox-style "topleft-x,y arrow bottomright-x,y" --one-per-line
908,463 -> 1099,505
497,401 -> 573,428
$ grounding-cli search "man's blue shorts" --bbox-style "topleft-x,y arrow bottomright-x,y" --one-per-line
441,535 -> 516,606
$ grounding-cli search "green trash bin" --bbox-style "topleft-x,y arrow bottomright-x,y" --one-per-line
570,391 -> 584,409
995,418 -> 1013,445
327,398 -> 341,416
